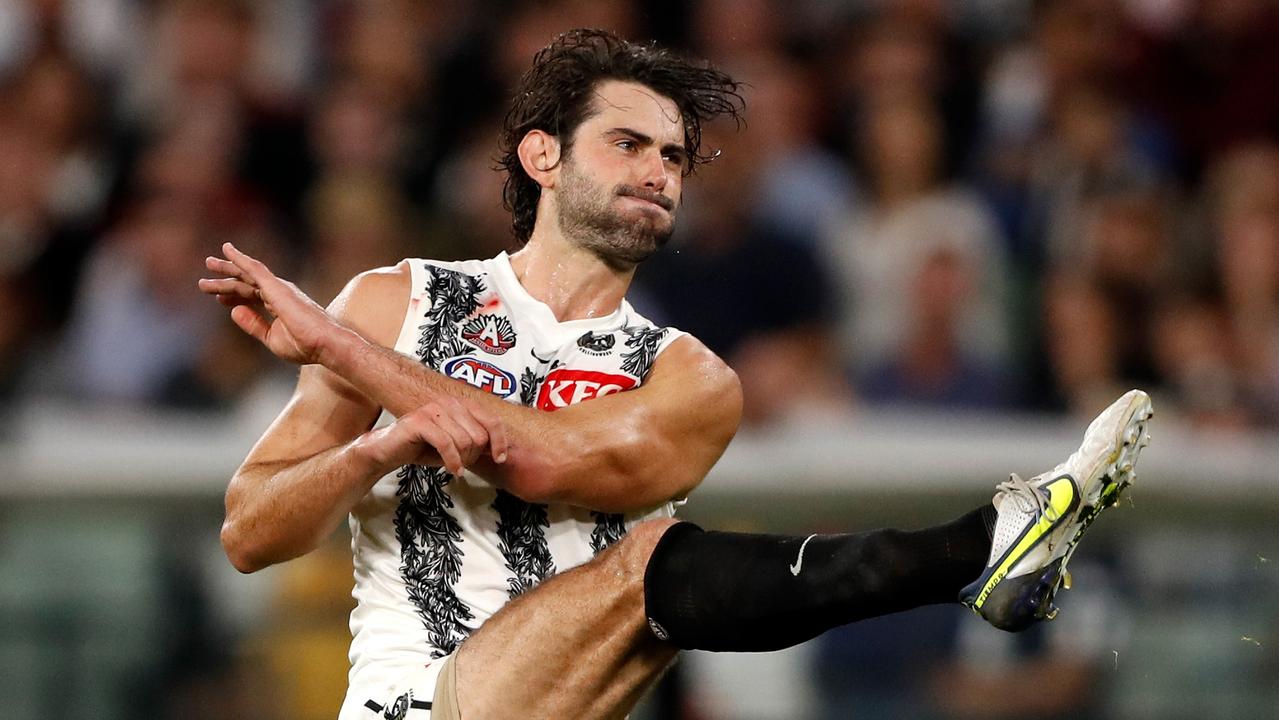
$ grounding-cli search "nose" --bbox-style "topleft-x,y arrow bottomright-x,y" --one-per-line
640,149 -> 669,193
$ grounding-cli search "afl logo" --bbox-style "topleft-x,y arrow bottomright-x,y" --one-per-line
443,357 -> 516,397
536,368 -> 636,411
462,315 -> 516,355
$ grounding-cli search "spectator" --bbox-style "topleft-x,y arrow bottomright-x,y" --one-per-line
1150,292 -> 1250,429
298,174 -> 415,306
977,0 -> 1173,271
429,121 -> 522,260
861,246 -> 1014,408
0,0 -> 138,80
1205,144 -> 1279,425
710,52 -> 854,243
44,195 -> 219,405
158,213 -> 289,411
120,0 -> 310,220
1040,189 -> 1180,417
637,120 -> 851,427
1124,0 -> 1279,180
1026,85 -> 1168,274
0,50 -> 110,394
822,94 -> 1012,401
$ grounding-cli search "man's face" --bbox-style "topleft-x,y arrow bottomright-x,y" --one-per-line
553,80 -> 688,267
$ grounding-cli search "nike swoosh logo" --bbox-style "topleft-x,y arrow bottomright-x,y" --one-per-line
790,534 -> 818,576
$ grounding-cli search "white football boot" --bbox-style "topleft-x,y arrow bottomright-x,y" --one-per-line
960,389 -> 1153,631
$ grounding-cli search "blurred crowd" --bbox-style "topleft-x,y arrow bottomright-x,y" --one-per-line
3,0 -> 1279,431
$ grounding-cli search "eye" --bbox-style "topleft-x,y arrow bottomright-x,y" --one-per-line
616,140 -> 637,152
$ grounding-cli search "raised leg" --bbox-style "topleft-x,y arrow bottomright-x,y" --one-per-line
452,503 -> 995,719
454,519 -> 680,720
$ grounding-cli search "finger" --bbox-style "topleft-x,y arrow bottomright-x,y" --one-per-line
223,242 -> 280,288
440,397 -> 490,454
229,304 -> 273,345
417,421 -> 465,476
407,405 -> 473,475
469,404 -> 507,463
198,277 -> 260,300
222,243 -> 324,322
429,406 -> 484,468
205,256 -> 249,282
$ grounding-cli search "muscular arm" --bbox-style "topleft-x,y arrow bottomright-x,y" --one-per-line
322,263 -> 742,512
218,267 -> 506,572
220,366 -> 382,573
204,246 -> 742,516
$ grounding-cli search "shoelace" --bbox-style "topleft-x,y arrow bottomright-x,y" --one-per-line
996,473 -> 1064,552
995,473 -> 1048,517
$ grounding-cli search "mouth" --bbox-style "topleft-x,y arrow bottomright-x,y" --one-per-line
617,189 -> 674,213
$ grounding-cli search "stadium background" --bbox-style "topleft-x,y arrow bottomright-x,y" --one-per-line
1,0 -> 1278,718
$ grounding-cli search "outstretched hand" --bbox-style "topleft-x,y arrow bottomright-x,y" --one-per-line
198,242 -> 344,366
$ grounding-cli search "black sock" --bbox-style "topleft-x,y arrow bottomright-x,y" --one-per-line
643,507 -> 993,652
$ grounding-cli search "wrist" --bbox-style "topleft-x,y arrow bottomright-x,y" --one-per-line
346,430 -> 396,478
316,324 -> 368,373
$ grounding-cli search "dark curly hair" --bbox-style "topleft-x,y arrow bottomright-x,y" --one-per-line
498,28 -> 744,244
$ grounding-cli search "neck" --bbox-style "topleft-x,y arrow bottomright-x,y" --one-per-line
508,224 -> 635,322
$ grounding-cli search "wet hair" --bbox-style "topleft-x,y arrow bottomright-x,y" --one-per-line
498,28 -> 744,244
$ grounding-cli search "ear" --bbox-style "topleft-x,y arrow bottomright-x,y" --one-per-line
517,130 -> 562,189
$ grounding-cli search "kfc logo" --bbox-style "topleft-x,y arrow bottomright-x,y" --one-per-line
536,369 -> 637,410
443,357 -> 517,397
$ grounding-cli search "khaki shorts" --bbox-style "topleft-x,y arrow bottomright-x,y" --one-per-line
430,653 -> 461,720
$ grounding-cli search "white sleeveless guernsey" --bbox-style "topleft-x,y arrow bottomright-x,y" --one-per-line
343,252 -> 686,703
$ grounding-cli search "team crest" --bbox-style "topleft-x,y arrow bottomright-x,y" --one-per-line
461,315 -> 516,355
443,357 -> 517,397
383,692 -> 411,720
576,331 -> 616,356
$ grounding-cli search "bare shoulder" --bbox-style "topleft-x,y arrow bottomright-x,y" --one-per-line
651,335 -> 743,410
655,334 -> 738,381
327,261 -> 413,349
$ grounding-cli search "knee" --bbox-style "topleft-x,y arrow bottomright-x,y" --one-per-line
605,518 -> 680,579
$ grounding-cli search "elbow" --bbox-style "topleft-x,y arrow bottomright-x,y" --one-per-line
494,437 -> 587,504
505,427 -> 650,509
220,517 -> 267,574
499,462 -> 562,504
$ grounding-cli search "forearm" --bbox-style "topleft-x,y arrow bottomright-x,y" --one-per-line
319,328 -> 575,495
321,324 -> 482,416
222,436 -> 390,572
317,325 -> 722,512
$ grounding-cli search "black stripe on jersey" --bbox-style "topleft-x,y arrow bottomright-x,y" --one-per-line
415,266 -> 485,368
590,511 -> 628,554
620,325 -> 669,379
395,465 -> 474,658
492,490 -> 556,598
395,266 -> 488,658
499,352 -> 562,595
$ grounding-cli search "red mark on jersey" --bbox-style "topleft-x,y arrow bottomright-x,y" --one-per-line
536,369 -> 637,411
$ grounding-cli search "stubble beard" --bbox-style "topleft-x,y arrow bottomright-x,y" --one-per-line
555,158 -> 676,269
